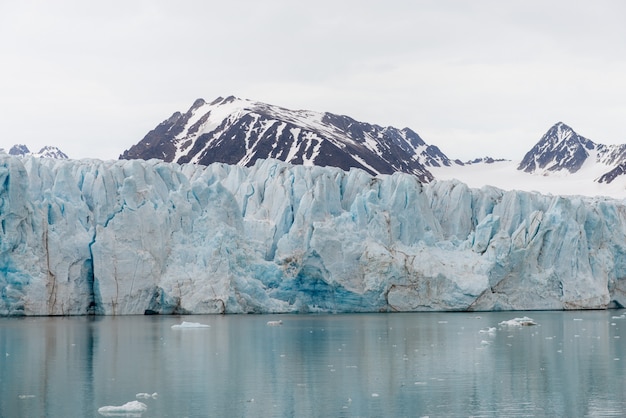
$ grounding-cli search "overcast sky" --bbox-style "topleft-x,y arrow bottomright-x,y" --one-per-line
1,0 -> 625,161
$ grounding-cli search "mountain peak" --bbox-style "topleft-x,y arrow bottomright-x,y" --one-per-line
6,144 -> 68,159
36,146 -> 69,159
553,121 -> 572,130
9,144 -> 30,156
190,98 -> 206,110
545,122 -> 578,143
517,122 -> 595,174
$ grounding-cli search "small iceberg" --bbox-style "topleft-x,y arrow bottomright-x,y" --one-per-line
267,320 -> 283,326
479,327 -> 496,335
171,321 -> 210,329
135,392 -> 158,399
97,400 -> 147,416
499,316 -> 537,327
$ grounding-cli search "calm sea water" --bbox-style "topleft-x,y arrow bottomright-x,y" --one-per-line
1,311 -> 625,418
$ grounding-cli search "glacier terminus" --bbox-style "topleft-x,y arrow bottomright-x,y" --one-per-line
1,154 -> 626,316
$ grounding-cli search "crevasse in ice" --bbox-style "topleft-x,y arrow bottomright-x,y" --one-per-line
1,154 -> 624,315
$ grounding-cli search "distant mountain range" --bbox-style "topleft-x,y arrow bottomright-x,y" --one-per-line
120,97 -> 626,192
4,96 -> 626,196
2,144 -> 68,159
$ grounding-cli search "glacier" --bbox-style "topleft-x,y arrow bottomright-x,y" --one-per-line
1,154 -> 626,316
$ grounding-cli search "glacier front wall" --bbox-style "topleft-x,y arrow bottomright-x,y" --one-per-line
1,155 -> 626,315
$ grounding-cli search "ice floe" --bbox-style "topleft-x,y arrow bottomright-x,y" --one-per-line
97,400 -> 147,416
479,327 -> 496,335
266,320 -> 283,326
499,317 -> 537,327
171,321 -> 210,329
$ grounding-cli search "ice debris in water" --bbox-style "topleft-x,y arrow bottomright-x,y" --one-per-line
266,320 -> 283,326
171,321 -> 210,329
136,392 -> 158,399
97,400 -> 147,415
499,316 -> 537,327
479,327 -> 496,335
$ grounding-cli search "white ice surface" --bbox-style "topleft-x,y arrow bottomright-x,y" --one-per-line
430,160 -> 626,199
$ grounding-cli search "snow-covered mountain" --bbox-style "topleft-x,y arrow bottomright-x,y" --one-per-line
6,144 -> 68,159
2,154 -> 626,316
433,122 -> 626,198
121,96 -> 453,183
518,122 -> 626,177
518,122 -> 596,173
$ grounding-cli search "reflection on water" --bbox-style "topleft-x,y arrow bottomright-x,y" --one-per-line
1,311 -> 625,417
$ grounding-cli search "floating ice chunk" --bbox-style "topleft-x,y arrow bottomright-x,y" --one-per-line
97,400 -> 147,416
499,316 -> 537,327
480,340 -> 491,346
479,327 -> 496,335
171,321 -> 210,329
135,392 -> 158,399
266,320 -> 283,326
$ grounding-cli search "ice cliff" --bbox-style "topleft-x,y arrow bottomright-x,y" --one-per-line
2,154 -> 626,316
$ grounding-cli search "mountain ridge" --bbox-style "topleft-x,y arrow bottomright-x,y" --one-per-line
120,96 -> 455,183
3,144 -> 69,159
